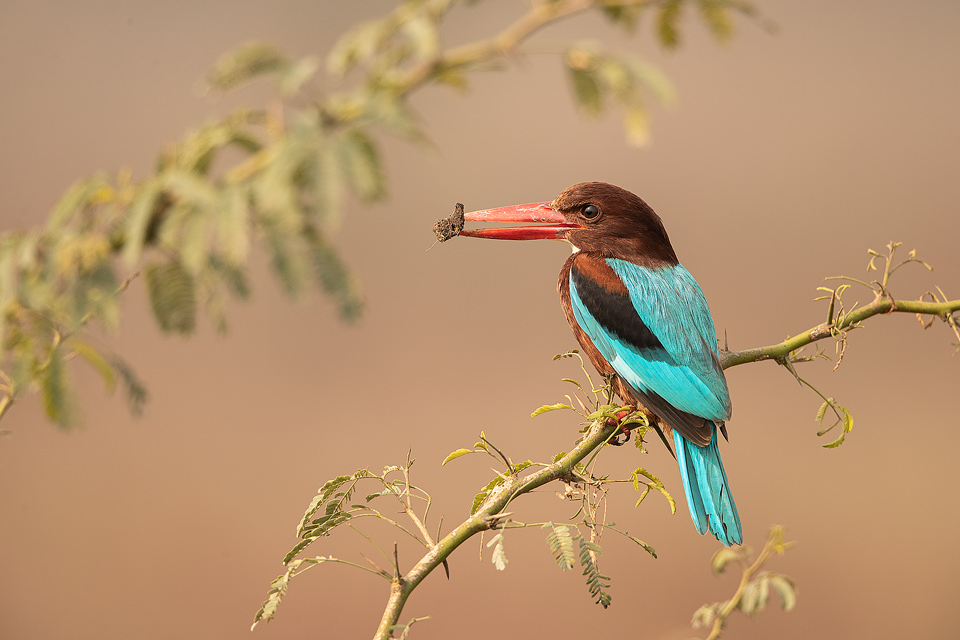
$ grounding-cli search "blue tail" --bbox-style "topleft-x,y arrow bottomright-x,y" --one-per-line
673,426 -> 742,546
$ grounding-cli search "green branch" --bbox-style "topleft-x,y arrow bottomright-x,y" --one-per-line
721,295 -> 960,369
372,420 -> 619,640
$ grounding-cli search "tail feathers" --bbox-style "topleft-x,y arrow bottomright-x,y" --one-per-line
674,426 -> 742,546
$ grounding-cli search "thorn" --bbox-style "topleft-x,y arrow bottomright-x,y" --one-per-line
394,543 -> 401,581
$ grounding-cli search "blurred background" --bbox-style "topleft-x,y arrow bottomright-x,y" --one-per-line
2,1 -> 959,638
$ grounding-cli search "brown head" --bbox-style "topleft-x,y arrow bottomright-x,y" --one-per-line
459,182 -> 679,267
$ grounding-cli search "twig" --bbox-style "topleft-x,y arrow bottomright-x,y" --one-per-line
721,296 -> 960,369
372,419 -> 619,640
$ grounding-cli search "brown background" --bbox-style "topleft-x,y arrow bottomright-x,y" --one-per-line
2,1 -> 959,638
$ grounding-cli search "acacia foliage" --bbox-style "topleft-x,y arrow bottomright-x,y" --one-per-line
0,0 -> 752,428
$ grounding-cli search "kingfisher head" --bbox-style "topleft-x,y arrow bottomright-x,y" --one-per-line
459,182 -> 678,266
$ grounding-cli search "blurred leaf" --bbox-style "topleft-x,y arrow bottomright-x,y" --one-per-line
697,0 -> 734,42
279,55 -> 320,97
711,547 -> 741,574
122,180 -> 162,267
145,261 -> 197,335
600,4 -> 644,31
218,185 -> 252,264
338,129 -> 385,203
303,226 -> 364,322
768,573 -> 798,611
69,340 -> 116,395
110,355 -> 148,416
657,0 -> 684,49
691,603 -> 718,629
41,346 -> 73,428
49,175 -> 111,231
207,42 -> 289,92
566,62 -> 604,117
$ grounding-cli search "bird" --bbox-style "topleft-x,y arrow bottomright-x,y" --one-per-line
455,181 -> 742,546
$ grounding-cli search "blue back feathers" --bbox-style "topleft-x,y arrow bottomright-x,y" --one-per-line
569,258 -> 742,545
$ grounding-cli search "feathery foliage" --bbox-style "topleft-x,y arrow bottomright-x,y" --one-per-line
1,0 -> 765,429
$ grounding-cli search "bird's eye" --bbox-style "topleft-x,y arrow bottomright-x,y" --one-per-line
581,204 -> 600,220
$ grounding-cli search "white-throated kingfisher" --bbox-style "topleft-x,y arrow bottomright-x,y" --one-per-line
456,182 -> 742,546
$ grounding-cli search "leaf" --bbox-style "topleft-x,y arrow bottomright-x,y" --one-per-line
768,573 -> 798,611
297,475 -> 353,537
630,467 -> 677,514
657,0 -> 684,49
711,548 -> 741,574
122,180 -> 162,267
441,448 -> 474,466
470,491 -> 489,515
543,523 -> 576,571
531,403 -> 574,417
49,176 -> 111,231
250,560 -> 299,630
487,532 -> 508,571
279,55 -> 320,97
69,340 -> 116,395
577,535 -> 611,608
145,261 -> 197,335
691,603 -> 718,629
823,404 -> 854,448
218,185 -> 251,264
302,226 -> 364,322
110,356 -> 148,416
207,42 -> 288,92
337,130 -> 385,203
697,0 -> 734,42
41,347 -> 73,429
566,63 -> 604,118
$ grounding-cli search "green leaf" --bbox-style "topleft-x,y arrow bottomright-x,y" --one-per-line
768,573 -> 798,611
711,547 -> 740,574
697,0 -> 734,42
470,491 -> 488,515
49,175 -> 111,231
250,560 -> 299,630
441,448 -> 474,466
122,180 -> 162,267
691,603 -> 718,629
815,400 -> 828,424
823,404 -> 854,448
145,261 -> 196,335
303,226 -> 364,322
279,55 -> 320,97
337,130 -> 385,203
41,347 -> 73,429
657,0 -> 684,49
543,523 -> 575,571
69,340 -> 116,395
207,42 -> 288,92
566,63 -> 604,117
531,402 -> 574,417
630,467 -> 677,514
110,356 -> 148,416
576,535 -> 611,607
218,185 -> 251,264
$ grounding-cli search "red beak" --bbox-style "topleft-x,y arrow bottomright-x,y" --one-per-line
459,201 -> 581,240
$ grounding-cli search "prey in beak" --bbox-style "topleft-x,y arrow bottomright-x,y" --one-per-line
433,201 -> 581,243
